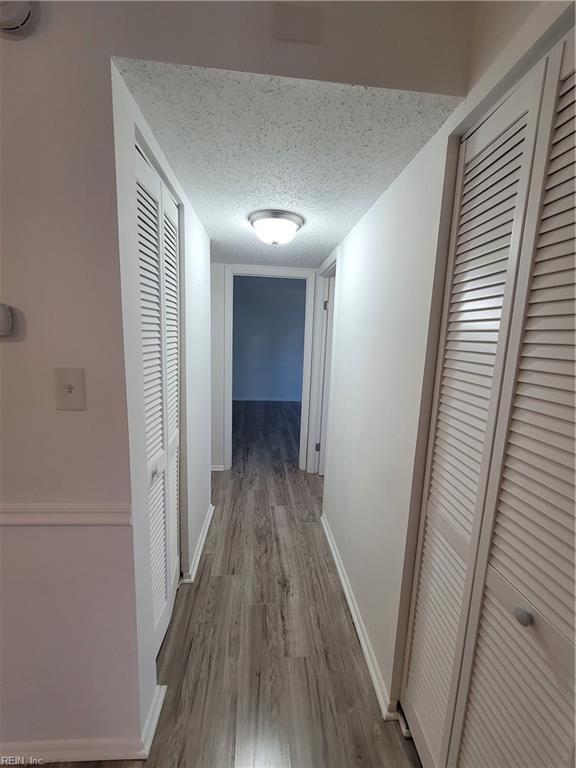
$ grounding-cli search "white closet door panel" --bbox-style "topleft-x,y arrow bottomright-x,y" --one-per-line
404,519 -> 468,763
149,472 -> 168,624
175,446 -> 180,553
459,570 -> 574,768
402,64 -> 545,768
432,111 -> 529,543
167,449 -> 179,579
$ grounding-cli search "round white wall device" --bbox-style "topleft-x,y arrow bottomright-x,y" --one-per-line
0,1 -> 32,31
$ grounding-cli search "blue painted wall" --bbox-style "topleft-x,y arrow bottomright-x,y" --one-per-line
233,276 -> 306,401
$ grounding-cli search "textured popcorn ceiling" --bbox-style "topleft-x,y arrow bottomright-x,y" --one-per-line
116,58 -> 461,267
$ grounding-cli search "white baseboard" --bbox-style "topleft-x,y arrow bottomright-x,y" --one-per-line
141,684 -> 167,754
0,685 -> 166,765
181,503 -> 214,583
321,514 -> 397,722
0,686 -> 166,763
0,738 -> 147,763
211,465 -> 225,472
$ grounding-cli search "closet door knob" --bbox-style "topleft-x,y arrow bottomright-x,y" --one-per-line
514,607 -> 534,627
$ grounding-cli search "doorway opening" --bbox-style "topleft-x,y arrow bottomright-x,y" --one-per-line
232,275 -> 306,467
223,265 -> 316,471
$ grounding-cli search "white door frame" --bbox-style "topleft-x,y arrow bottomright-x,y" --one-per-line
306,250 -> 337,473
223,263 -> 316,471
318,275 -> 335,475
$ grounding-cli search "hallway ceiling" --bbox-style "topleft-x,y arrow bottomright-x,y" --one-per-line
116,58 -> 461,267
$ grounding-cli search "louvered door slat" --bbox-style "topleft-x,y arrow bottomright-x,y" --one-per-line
459,188 -> 518,229
402,64 -> 544,768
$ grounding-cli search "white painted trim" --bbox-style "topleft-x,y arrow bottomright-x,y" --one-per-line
318,276 -> 335,477
321,513 -> 398,722
211,465 -> 225,472
0,503 -> 131,526
222,263 -> 316,471
180,503 -> 214,582
0,684 -> 165,764
0,738 -> 148,764
224,266 -> 233,470
317,248 -> 338,277
306,275 -> 330,473
141,684 -> 167,756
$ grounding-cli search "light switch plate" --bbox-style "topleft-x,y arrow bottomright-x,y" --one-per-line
54,368 -> 87,411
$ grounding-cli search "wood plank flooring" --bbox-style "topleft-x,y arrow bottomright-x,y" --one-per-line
50,402 -> 421,768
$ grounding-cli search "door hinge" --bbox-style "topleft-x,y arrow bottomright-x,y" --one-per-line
323,300 -> 328,310
315,442 -> 321,451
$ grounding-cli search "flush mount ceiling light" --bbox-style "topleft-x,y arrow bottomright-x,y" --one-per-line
0,1 -> 32,31
248,210 -> 304,246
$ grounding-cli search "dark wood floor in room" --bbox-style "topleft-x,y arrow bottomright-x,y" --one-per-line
51,402 -> 420,768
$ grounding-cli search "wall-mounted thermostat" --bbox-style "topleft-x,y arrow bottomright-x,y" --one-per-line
0,303 -> 14,336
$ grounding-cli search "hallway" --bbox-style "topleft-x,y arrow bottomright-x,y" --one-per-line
141,402 -> 420,767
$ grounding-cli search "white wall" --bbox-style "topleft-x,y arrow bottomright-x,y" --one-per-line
0,5 -> 137,755
0,525 -> 140,746
233,276 -> 306,402
323,130 -> 455,712
181,207 -> 212,572
322,0 -> 573,714
467,1 -> 568,87
211,264 -> 226,470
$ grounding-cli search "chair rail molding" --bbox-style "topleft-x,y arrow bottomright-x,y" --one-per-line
0,502 -> 132,526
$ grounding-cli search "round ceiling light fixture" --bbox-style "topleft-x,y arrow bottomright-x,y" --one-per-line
248,209 -> 304,246
0,1 -> 32,31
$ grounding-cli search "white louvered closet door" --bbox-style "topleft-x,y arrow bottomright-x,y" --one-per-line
136,149 -> 181,655
401,62 -> 547,768
450,33 -> 575,768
